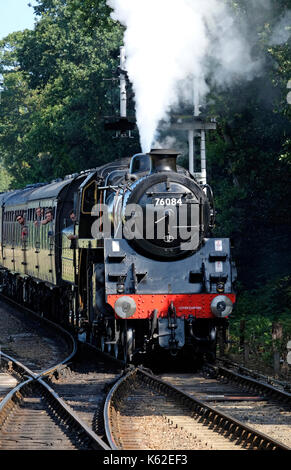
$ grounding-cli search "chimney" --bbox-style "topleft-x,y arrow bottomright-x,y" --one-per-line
148,149 -> 180,174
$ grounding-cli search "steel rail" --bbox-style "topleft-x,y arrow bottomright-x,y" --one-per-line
0,293 -> 77,378
217,357 -> 291,391
0,296 -> 109,450
208,361 -> 291,407
0,352 -> 110,450
0,292 -> 124,371
0,351 -> 36,379
104,366 -> 290,451
37,378 -> 111,450
0,376 -> 110,450
104,370 -> 129,450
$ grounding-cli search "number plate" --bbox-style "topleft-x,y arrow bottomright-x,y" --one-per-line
154,197 -> 183,206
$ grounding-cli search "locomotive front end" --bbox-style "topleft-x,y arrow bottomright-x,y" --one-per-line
100,150 -> 237,361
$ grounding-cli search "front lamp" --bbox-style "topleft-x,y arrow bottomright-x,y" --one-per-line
211,295 -> 233,318
115,296 -> 136,319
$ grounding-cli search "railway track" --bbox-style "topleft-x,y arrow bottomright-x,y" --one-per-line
0,376 -> 109,450
158,364 -> 291,449
104,367 -> 290,450
0,300 -> 110,450
0,294 -> 124,449
0,350 -> 110,450
1,293 -> 290,451
47,344 -> 123,436
207,359 -> 291,406
0,354 -> 31,402
0,296 -> 74,373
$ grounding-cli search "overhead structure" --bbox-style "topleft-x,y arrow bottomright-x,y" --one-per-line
104,46 -> 135,138
169,118 -> 216,185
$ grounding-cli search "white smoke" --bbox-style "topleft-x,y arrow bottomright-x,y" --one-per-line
152,135 -> 179,151
269,11 -> 291,45
107,0 -> 261,152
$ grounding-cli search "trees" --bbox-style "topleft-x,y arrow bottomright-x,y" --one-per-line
203,1 -> 291,316
0,31 -> 38,187
1,0 -> 289,194
0,0 -> 139,188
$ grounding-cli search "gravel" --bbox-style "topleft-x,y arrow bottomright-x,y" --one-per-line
0,299 -> 70,371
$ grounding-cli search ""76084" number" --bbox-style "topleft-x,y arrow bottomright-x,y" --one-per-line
154,197 -> 182,206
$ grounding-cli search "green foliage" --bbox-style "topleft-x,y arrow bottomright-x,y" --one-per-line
0,0 -> 139,188
204,1 -> 291,362
229,276 -> 291,364
203,1 -> 291,296
0,164 -> 12,192
234,276 -> 291,318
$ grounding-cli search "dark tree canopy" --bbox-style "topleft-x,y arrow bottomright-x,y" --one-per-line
0,0 -> 138,187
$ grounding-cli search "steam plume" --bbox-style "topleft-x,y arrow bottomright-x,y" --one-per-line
107,0 -> 261,152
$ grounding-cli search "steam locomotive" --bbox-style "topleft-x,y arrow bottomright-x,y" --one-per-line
0,149 -> 236,362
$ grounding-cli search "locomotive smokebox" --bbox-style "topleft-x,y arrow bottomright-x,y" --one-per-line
148,149 -> 180,174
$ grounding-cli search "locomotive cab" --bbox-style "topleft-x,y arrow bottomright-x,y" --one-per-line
129,153 -> 150,175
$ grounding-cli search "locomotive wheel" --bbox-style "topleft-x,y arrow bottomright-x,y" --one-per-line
100,336 -> 105,353
127,328 -> 135,361
122,327 -> 135,363
151,309 -> 158,337
106,326 -> 112,353
113,343 -> 119,359
112,327 -> 120,359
